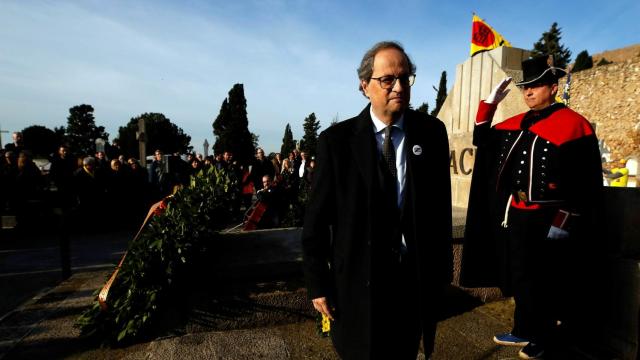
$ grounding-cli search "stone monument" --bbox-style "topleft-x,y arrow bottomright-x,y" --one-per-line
436,46 -> 531,208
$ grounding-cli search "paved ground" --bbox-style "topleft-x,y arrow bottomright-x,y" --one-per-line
0,267 -> 525,360
1,207 -> 634,359
0,227 -> 130,319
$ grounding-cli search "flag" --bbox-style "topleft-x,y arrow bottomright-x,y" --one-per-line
470,14 -> 512,57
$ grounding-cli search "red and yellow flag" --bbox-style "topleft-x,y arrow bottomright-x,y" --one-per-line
470,14 -> 511,57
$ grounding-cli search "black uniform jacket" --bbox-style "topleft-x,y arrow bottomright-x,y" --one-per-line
302,104 -> 453,359
460,101 -> 604,293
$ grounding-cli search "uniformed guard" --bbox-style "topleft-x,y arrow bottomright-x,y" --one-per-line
461,55 -> 605,359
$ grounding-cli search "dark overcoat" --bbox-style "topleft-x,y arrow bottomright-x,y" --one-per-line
302,105 -> 452,359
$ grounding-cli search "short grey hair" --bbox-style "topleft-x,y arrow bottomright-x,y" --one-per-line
357,41 -> 416,95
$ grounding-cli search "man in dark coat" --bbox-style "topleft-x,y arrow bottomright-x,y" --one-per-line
49,145 -> 77,209
302,41 -> 452,360
252,147 -> 275,191
73,156 -> 107,230
4,132 -> 24,153
461,55 -> 604,359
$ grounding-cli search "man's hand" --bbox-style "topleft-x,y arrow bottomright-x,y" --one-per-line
312,297 -> 334,321
603,169 -> 624,179
486,77 -> 512,104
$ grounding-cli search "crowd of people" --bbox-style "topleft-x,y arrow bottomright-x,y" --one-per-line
1,140 -> 151,231
0,130 -> 315,232
205,147 -> 316,228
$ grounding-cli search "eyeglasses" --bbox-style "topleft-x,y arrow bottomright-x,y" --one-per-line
370,74 -> 416,89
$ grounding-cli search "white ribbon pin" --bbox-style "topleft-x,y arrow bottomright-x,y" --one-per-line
412,145 -> 422,155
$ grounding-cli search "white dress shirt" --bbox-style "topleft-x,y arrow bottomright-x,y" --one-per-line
298,159 -> 306,177
370,107 -> 406,209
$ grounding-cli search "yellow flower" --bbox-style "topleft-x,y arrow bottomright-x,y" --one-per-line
321,314 -> 331,333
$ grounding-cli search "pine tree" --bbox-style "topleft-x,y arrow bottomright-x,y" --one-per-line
212,99 -> 230,156
431,71 -> 447,116
251,132 -> 259,149
597,57 -> 613,66
280,123 -> 295,156
212,84 -> 255,164
300,113 -> 321,158
64,104 -> 109,156
572,50 -> 593,72
416,102 -> 429,114
531,22 -> 572,69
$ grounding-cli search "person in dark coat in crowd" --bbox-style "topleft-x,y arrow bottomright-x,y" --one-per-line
1,151 -> 18,211
291,149 -> 301,174
279,158 -> 297,206
15,152 -> 43,195
302,41 -> 452,360
73,156 -> 107,229
304,158 -> 316,188
149,149 -> 171,200
49,145 -> 77,209
127,158 -> 150,223
14,151 -> 44,227
461,55 -> 605,359
95,151 -> 109,170
107,159 -> 131,226
287,152 -> 300,194
239,164 -> 255,211
255,174 -> 284,228
4,132 -> 24,153
252,147 -> 275,191
271,152 -> 282,176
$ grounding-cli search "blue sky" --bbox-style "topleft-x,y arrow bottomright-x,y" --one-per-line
1,0 -> 638,154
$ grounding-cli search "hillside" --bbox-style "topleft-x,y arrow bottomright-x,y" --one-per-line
591,43 -> 640,64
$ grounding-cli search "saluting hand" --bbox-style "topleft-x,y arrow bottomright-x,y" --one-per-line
486,77 -> 512,104
312,297 -> 335,321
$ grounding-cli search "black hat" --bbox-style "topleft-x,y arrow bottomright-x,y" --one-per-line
516,55 -> 566,87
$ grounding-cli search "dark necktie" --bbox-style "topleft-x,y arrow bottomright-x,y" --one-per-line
383,126 -> 397,179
